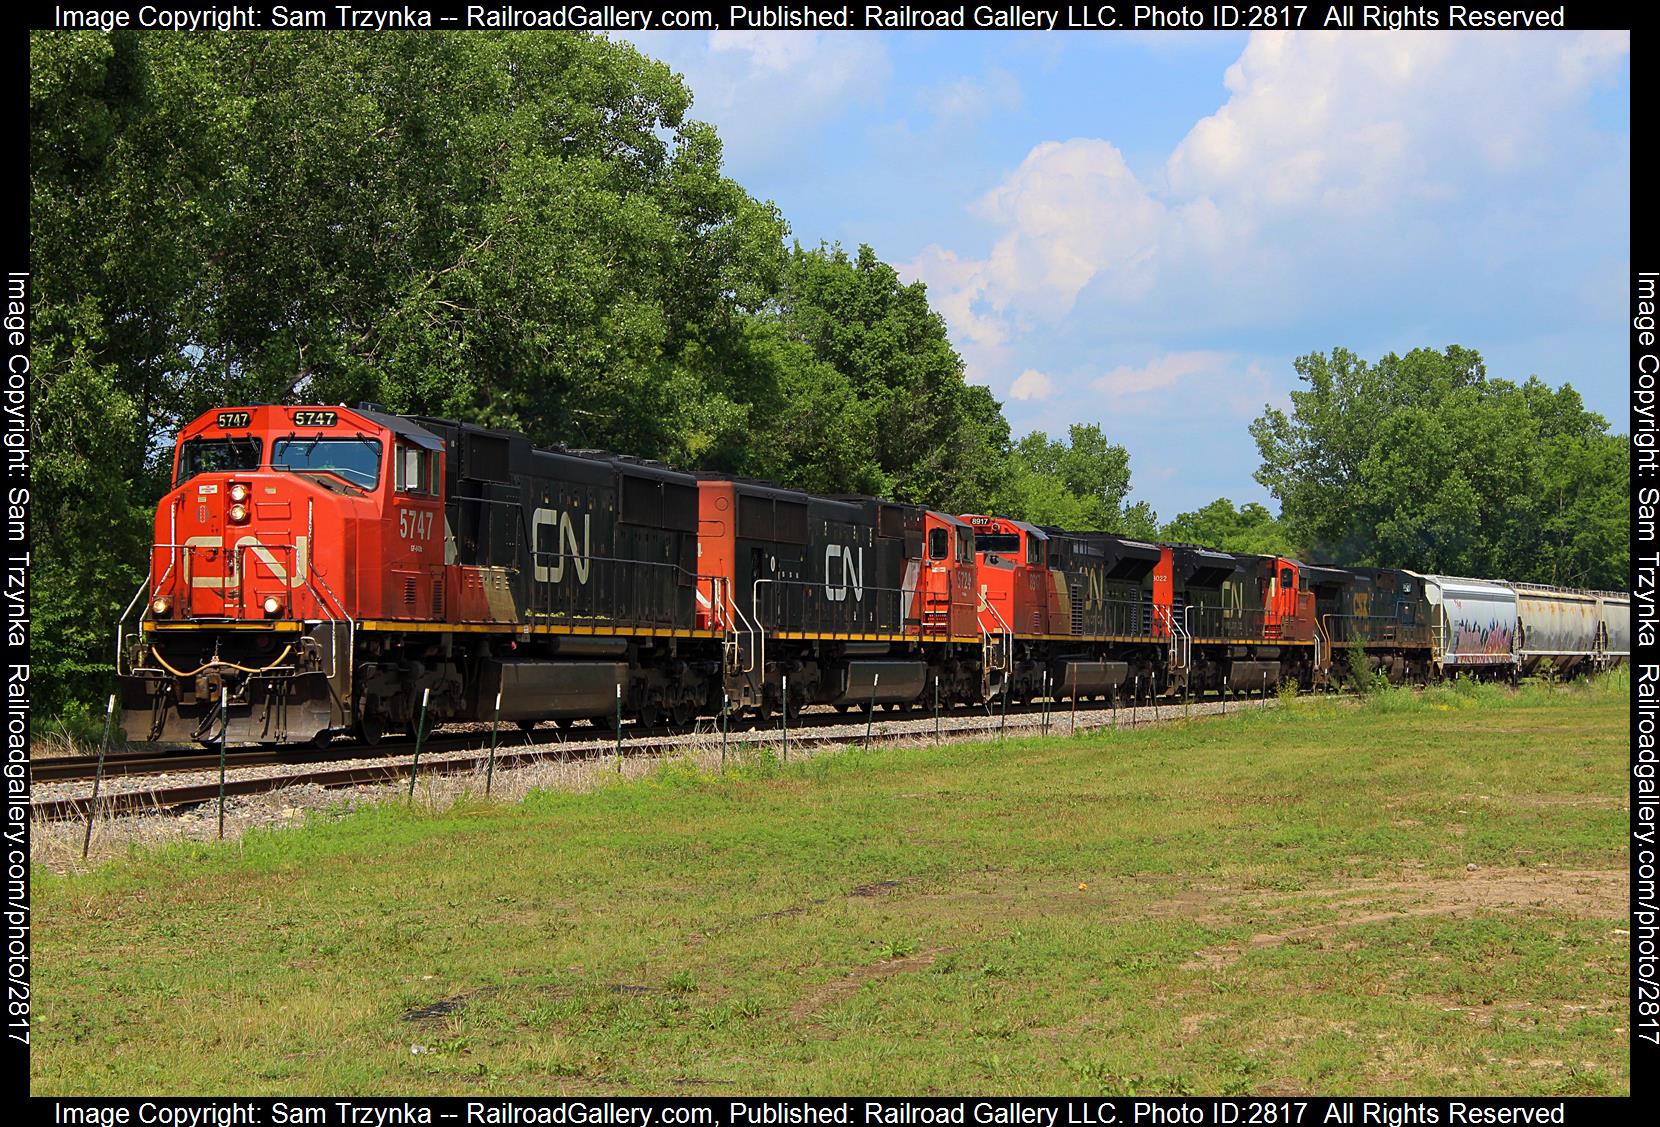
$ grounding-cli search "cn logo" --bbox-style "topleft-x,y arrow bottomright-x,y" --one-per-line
824,544 -> 863,603
531,508 -> 591,584
185,535 -> 309,588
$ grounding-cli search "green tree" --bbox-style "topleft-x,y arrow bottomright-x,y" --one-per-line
1161,499 -> 1300,557
738,243 -> 1011,512
29,30 -> 788,717
1250,346 -> 1627,586
994,424 -> 1158,536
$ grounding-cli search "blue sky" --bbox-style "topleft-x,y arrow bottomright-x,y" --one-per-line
621,29 -> 1630,521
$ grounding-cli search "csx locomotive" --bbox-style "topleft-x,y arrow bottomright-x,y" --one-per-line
116,405 -> 1631,746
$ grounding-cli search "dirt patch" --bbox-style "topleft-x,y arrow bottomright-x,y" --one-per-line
790,947 -> 947,1020
1184,867 -> 1623,969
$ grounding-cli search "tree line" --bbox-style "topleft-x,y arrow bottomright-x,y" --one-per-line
30,31 -> 1627,725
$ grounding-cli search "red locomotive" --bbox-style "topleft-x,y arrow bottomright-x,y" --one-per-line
117,405 -> 1626,747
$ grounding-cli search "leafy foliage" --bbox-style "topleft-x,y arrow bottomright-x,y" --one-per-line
1160,498 -> 1299,557
1251,346 -> 1626,587
995,425 -> 1159,537
736,243 -> 1011,511
28,32 -> 1126,719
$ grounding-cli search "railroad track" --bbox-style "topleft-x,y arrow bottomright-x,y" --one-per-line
32,691 -> 1283,824
35,693 -> 1197,785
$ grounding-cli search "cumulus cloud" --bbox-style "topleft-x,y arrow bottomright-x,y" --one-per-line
1166,31 -> 1628,214
1008,369 -> 1056,401
903,30 -> 1628,373
901,138 -> 1174,342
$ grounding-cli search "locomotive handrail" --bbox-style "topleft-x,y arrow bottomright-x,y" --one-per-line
125,532 -> 354,684
975,589 -> 1013,685
524,550 -> 699,629
1151,603 -> 1191,672
749,576 -> 925,643
1319,612 -> 1433,649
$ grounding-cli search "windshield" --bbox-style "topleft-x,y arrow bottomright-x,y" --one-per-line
272,437 -> 382,489
977,533 -> 1021,555
176,437 -> 262,486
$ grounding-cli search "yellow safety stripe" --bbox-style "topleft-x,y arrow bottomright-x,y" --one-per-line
143,621 -> 304,634
357,620 -> 723,638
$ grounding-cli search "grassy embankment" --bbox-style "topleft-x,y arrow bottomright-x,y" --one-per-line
34,676 -> 1630,1095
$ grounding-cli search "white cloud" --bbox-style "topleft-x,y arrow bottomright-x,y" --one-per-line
919,70 -> 1021,122
900,138 -> 1169,342
1165,32 -> 1628,214
616,31 -> 889,169
1092,352 -> 1231,399
1008,369 -> 1056,401
903,31 -> 1628,374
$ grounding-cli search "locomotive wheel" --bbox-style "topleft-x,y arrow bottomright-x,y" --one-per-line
355,714 -> 385,747
669,701 -> 694,729
637,702 -> 661,730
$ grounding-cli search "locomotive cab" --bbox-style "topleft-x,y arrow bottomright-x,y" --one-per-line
961,515 -> 1050,636
119,405 -> 442,745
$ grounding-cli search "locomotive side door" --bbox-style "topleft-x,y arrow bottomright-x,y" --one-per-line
390,440 -> 443,620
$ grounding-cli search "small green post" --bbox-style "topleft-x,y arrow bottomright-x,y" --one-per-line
781,674 -> 789,763
82,693 -> 117,861
933,675 -> 941,744
720,690 -> 729,774
999,678 -> 1008,742
407,686 -> 430,801
486,688 -> 502,797
864,672 -> 879,748
1041,670 -> 1050,736
614,682 -> 623,773
217,684 -> 230,839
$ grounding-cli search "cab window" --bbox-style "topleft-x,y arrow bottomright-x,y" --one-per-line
394,442 -> 438,496
956,528 -> 974,563
1280,568 -> 1294,589
1026,537 -> 1041,566
271,437 -> 381,489
176,437 -> 262,486
929,528 -> 949,560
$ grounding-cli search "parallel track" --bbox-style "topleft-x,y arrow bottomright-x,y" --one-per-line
34,692 -> 1275,824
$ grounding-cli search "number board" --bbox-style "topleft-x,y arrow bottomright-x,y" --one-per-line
291,410 -> 338,427
969,516 -> 995,526
215,411 -> 252,429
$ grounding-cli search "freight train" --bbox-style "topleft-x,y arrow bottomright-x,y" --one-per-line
115,405 -> 1631,746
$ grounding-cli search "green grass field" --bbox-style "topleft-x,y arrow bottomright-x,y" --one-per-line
33,678 -> 1630,1096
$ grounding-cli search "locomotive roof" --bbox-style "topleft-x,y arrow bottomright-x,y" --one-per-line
353,408 -> 448,452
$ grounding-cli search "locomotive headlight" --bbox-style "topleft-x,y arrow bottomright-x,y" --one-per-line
228,482 -> 251,503
151,595 -> 172,617
228,502 -> 250,524
262,595 -> 282,616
